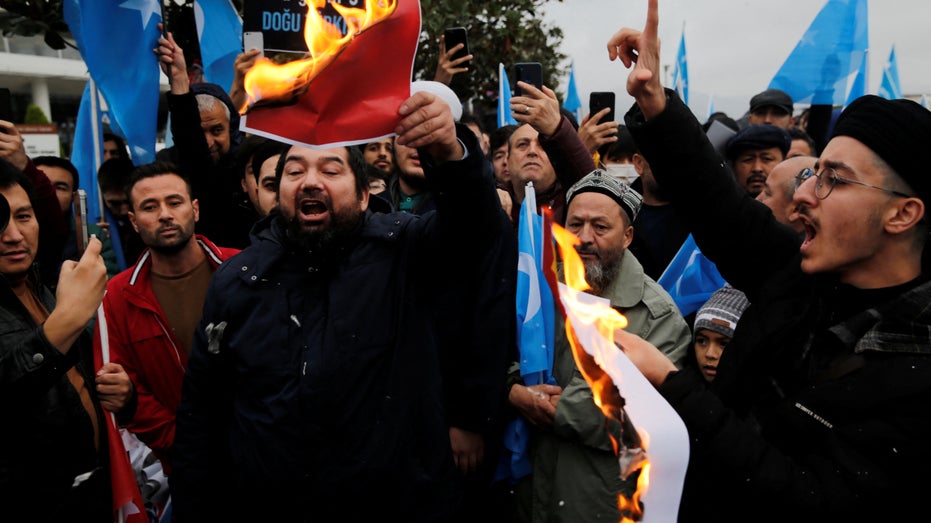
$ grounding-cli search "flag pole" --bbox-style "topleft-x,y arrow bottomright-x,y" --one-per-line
88,79 -> 104,221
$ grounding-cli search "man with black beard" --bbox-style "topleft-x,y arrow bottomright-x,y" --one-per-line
506,169 -> 690,522
94,162 -> 240,487
171,91 -> 513,522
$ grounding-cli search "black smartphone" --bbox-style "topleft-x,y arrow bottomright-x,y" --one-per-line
514,62 -> 543,96
589,91 -> 616,124
0,88 -> 13,132
443,27 -> 469,64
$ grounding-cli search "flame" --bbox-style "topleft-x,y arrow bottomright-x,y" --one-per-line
241,0 -> 398,114
552,223 -> 649,522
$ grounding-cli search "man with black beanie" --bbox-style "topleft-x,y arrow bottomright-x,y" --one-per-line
606,2 -> 931,521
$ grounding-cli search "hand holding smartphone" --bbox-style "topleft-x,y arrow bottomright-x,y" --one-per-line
589,91 -> 616,124
514,62 -> 543,96
242,31 -> 265,57
443,27 -> 470,65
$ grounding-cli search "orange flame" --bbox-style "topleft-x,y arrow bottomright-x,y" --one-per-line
552,223 -> 650,522
241,0 -> 398,114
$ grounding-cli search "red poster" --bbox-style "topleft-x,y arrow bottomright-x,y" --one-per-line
241,0 -> 421,149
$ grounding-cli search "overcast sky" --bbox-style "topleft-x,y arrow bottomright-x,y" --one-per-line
541,0 -> 931,121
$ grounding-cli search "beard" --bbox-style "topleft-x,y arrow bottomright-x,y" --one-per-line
278,204 -> 363,255
580,248 -> 624,296
145,225 -> 194,255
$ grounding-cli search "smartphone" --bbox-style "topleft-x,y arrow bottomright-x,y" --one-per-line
443,27 -> 469,64
74,189 -> 89,255
0,88 -> 13,133
589,91 -> 616,124
514,62 -> 543,96
243,31 -> 265,57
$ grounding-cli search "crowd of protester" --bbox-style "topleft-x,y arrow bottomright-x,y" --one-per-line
2,1 -> 931,521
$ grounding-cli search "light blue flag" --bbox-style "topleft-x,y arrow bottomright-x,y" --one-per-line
496,182 -> 556,483
72,83 -> 104,223
64,0 -> 160,164
73,83 -> 129,270
194,0 -> 243,94
921,95 -> 928,109
563,62 -> 582,122
878,46 -> 902,100
498,63 -> 518,128
671,28 -> 689,106
769,0 -> 868,106
514,183 -> 556,385
657,234 -> 727,317
707,94 -> 715,119
845,49 -> 868,106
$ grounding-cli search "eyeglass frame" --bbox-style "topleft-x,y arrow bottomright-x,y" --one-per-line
793,167 -> 912,200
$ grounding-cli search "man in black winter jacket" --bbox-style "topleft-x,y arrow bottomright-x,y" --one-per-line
606,1 -> 931,521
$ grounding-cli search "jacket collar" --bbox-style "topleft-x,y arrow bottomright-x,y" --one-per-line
128,235 -> 227,287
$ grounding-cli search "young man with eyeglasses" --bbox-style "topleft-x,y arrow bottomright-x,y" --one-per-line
605,1 -> 931,520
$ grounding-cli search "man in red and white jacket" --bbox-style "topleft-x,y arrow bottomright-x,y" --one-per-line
94,162 -> 240,477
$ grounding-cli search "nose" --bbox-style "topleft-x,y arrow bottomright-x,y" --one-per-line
706,342 -> 724,361
751,157 -> 766,173
299,169 -> 324,191
157,202 -> 175,221
1,217 -> 24,244
575,223 -> 596,244
792,173 -> 818,208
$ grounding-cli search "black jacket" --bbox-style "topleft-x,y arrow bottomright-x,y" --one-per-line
626,91 -> 931,522
0,268 -> 111,522
171,127 -> 511,522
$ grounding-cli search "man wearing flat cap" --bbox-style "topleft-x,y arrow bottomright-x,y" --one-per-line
747,88 -> 794,129
613,3 -> 931,520
725,123 -> 792,196
506,169 -> 690,522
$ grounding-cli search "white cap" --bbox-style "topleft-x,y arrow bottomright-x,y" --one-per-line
411,80 -> 462,121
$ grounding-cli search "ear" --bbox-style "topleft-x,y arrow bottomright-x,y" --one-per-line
632,153 -> 646,175
192,198 -> 200,224
128,211 -> 139,233
885,197 -> 925,235
359,187 -> 370,213
621,223 -> 634,250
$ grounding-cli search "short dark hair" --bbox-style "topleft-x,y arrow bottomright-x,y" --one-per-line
126,161 -> 192,209
103,132 -> 129,159
251,140 -> 290,183
33,156 -> 80,188
601,125 -> 638,163
459,112 -> 483,132
97,157 -> 136,193
275,146 -> 369,199
234,135 -> 269,180
490,124 -> 517,152
0,157 -> 36,204
787,127 -> 818,156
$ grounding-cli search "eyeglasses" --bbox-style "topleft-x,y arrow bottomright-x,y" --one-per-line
793,167 -> 912,200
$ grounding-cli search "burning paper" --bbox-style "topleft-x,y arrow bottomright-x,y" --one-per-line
554,224 -> 689,522
241,0 -> 420,149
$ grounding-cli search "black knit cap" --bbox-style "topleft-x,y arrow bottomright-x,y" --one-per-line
830,95 -> 931,205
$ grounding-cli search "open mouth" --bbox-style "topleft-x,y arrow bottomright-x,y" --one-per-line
799,215 -> 817,251
300,199 -> 328,218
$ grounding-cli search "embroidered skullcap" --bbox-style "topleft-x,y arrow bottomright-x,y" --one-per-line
566,169 -> 643,223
